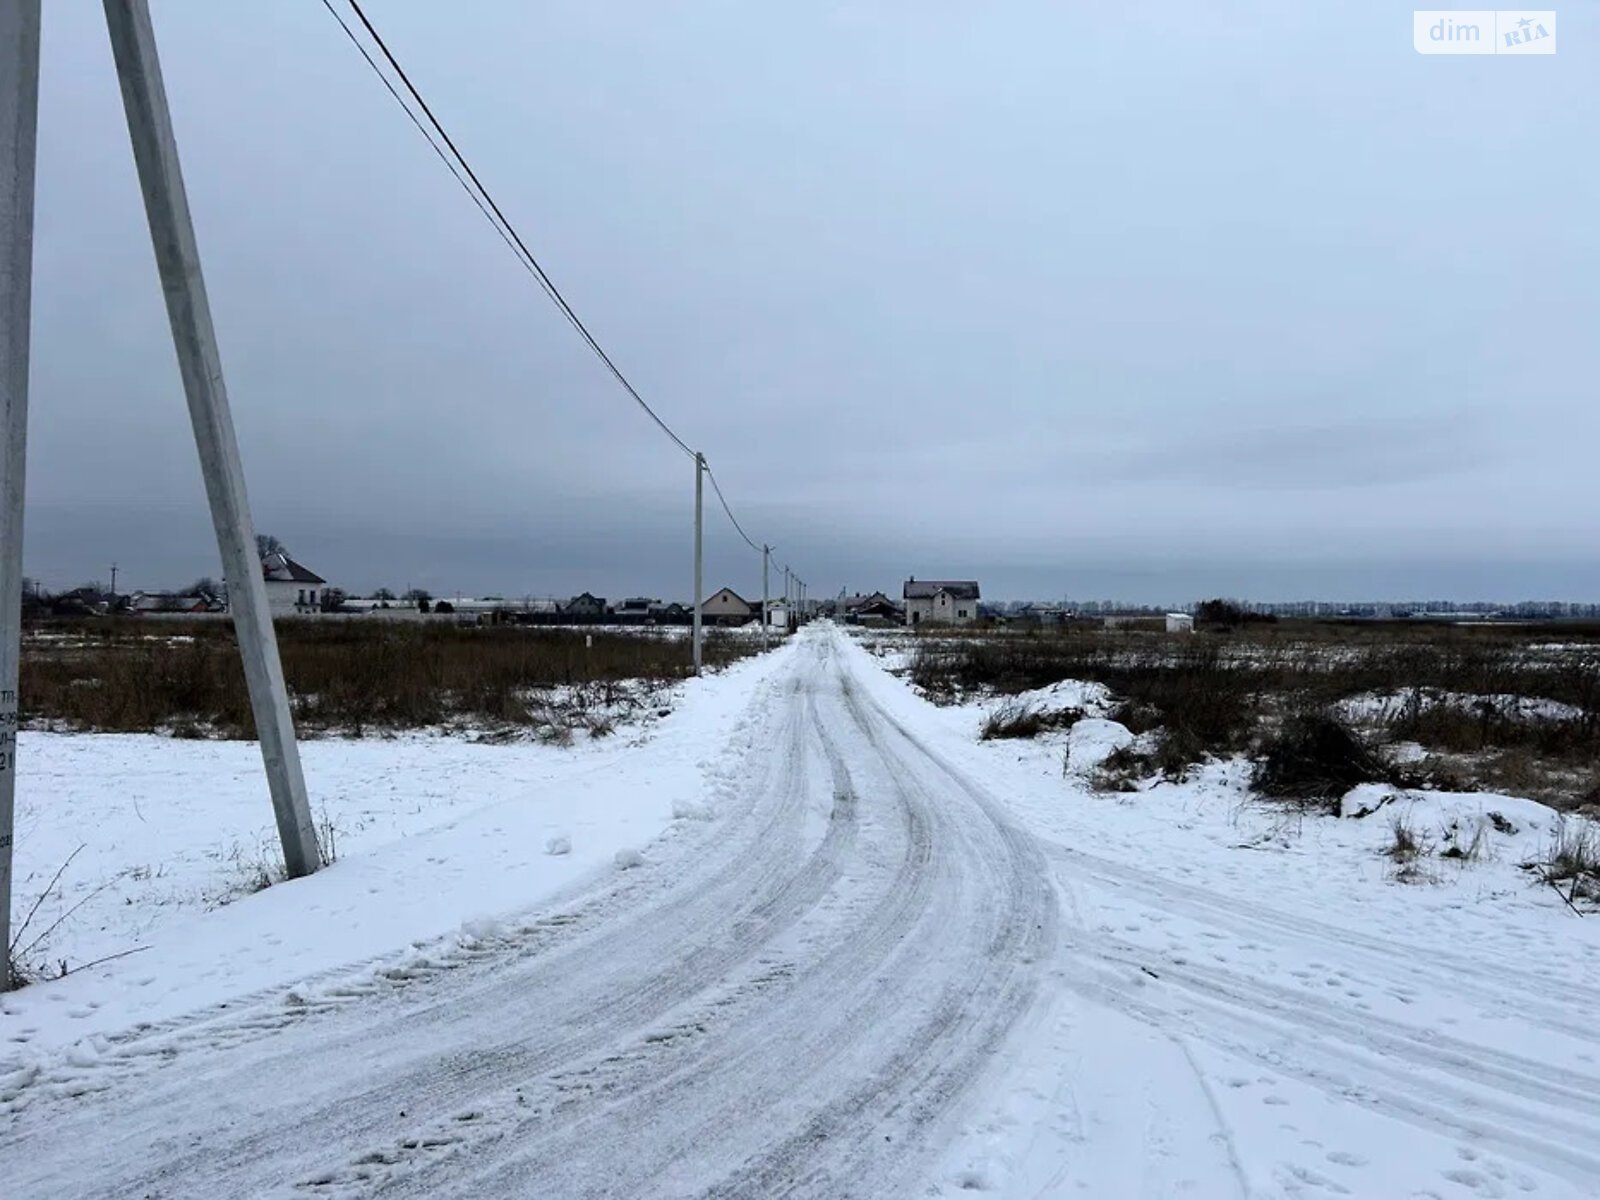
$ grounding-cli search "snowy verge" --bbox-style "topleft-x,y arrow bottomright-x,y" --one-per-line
1,641 -> 796,1058
824,634 -> 1600,1199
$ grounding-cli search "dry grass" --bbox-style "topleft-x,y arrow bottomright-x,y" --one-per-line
20,618 -> 756,738
980,701 -> 1083,741
1525,819 -> 1600,907
905,623 -> 1600,808
1385,814 -> 1435,883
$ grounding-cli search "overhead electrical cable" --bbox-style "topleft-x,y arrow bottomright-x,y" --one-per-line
704,461 -> 761,552
329,0 -> 694,459
320,0 -> 785,561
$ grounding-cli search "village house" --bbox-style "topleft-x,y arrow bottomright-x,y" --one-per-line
261,552 -> 328,616
562,593 -> 609,621
130,590 -> 219,615
902,578 -> 981,626
830,591 -> 903,625
613,597 -> 657,623
700,586 -> 757,627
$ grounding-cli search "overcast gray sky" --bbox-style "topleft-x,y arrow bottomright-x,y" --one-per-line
21,1 -> 1600,605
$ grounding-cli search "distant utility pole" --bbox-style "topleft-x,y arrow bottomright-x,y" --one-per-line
783,565 -> 791,633
692,451 -> 704,675
0,0 -> 42,989
109,562 -> 117,596
761,543 -> 770,652
104,0 -> 319,876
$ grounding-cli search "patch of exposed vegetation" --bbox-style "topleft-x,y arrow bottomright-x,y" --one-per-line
1253,713 -> 1394,814
980,701 -> 1083,741
907,622 -> 1600,808
20,619 -> 755,738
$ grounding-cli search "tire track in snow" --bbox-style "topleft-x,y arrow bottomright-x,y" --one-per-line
392,637 -> 1055,1198
1,628 -> 1057,1200
1046,840 -> 1596,1043
1042,851 -> 1600,1190
1059,940 -> 1600,1184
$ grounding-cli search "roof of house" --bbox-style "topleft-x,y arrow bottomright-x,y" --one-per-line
702,587 -> 750,606
131,591 -> 214,612
903,579 -> 980,601
262,553 -> 326,585
839,591 -> 898,611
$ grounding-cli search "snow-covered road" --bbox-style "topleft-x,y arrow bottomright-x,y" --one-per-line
4,624 -> 1599,1198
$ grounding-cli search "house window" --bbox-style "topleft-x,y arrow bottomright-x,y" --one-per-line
309,590 -> 318,607
298,589 -> 306,605
958,608 -> 968,618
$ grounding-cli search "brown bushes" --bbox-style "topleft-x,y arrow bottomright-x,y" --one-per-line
979,702 -> 1083,740
908,624 -> 1600,805
914,636 -> 1261,772
20,619 -> 754,737
1253,713 -> 1393,812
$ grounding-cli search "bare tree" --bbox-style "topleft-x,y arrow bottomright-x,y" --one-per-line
188,576 -> 222,599
255,533 -> 286,560
372,586 -> 396,601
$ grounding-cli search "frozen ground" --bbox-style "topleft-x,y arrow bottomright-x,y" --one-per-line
3,624 -> 1599,1198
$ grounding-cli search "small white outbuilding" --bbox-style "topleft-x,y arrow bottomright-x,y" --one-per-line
1166,612 -> 1195,633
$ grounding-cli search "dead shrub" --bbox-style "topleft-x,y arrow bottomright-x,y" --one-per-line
1254,712 -> 1391,813
1091,744 -> 1150,793
1109,700 -> 1164,736
1439,816 -> 1489,863
980,702 -> 1082,741
1385,815 -> 1434,883
1152,726 -> 1207,781
1523,819 -> 1600,908
1386,815 -> 1427,862
1390,754 -> 1471,793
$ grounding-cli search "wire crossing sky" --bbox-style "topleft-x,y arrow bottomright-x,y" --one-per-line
20,1 -> 1600,604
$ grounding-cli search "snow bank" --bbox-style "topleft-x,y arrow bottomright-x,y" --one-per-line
1007,677 -> 1114,715
1063,718 -> 1136,774
1339,689 -> 1587,724
1,639 -> 799,1055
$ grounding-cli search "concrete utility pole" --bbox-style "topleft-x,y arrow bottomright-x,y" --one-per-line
0,0 -> 42,988
691,451 -> 704,675
104,0 -> 319,877
783,565 -> 791,633
761,544 -> 770,651
109,562 -> 117,597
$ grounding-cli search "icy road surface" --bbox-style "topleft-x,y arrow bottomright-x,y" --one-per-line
4,624 -> 1600,1197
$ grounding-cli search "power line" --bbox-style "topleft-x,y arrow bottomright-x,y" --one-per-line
328,0 -> 695,459
320,2 -> 784,575
316,0 -> 528,274
704,460 -> 760,552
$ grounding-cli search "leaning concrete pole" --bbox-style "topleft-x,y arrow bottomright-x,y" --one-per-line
104,0 -> 319,878
692,452 -> 704,675
0,0 -> 42,987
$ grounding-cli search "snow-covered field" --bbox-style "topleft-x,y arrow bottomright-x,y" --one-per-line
3,624 -> 1598,1198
